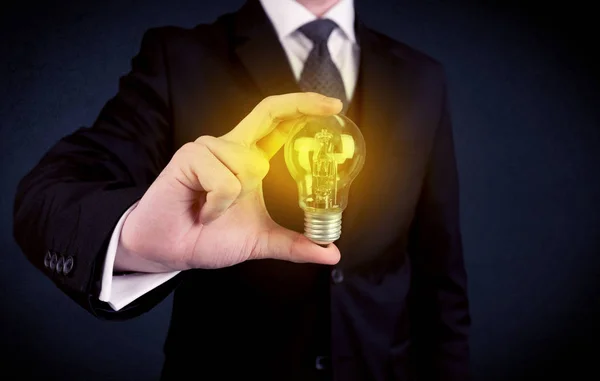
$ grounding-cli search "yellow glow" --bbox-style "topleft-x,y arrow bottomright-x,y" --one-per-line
284,114 -> 366,213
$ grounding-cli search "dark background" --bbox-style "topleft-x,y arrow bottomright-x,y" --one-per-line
1,0 -> 599,380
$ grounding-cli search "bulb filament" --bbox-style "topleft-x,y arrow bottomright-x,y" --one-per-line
311,129 -> 338,209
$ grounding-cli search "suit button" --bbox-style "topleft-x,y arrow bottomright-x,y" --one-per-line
56,256 -> 64,275
49,253 -> 58,271
43,251 -> 52,268
315,355 -> 330,370
63,256 -> 74,275
331,268 -> 344,284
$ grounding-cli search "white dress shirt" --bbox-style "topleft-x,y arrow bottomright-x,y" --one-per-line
99,0 -> 359,311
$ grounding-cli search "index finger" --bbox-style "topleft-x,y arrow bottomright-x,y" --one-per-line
221,92 -> 343,146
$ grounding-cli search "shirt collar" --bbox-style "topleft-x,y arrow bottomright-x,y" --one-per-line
259,0 -> 356,43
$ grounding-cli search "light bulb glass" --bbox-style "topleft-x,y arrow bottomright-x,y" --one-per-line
284,114 -> 366,244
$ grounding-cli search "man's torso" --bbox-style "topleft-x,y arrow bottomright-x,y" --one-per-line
154,1 -> 446,379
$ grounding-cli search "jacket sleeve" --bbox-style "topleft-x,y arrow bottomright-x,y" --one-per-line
12,27 -> 182,320
407,71 -> 471,380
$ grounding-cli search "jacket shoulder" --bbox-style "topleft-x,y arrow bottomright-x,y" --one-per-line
140,17 -> 240,64
138,22 -> 225,48
367,27 -> 445,73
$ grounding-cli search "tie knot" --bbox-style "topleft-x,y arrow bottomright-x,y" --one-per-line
298,19 -> 338,44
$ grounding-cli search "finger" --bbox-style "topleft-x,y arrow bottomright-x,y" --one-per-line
195,135 -> 269,192
222,92 -> 343,146
255,118 -> 298,160
253,223 -> 341,265
174,142 -> 242,223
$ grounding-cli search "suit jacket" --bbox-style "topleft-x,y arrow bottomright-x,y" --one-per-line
13,1 -> 470,380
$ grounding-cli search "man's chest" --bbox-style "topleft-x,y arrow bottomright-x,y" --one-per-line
165,50 -> 431,271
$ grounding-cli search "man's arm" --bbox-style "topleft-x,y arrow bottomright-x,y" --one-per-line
13,27 -> 181,319
407,72 -> 471,380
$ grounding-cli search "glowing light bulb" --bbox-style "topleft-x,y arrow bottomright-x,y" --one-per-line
284,114 -> 366,245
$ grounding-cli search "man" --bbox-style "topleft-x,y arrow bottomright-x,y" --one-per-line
13,0 -> 470,379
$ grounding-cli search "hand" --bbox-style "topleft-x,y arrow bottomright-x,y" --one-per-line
115,92 -> 343,273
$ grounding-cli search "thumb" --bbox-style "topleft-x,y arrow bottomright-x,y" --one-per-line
254,224 -> 341,265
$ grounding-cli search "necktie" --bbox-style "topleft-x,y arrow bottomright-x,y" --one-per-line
298,19 -> 348,112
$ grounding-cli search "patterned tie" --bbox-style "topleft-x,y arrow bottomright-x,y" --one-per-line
298,19 -> 348,112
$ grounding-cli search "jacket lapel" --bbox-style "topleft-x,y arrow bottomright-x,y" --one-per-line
336,20 -> 414,265
354,19 -> 407,144
232,0 -> 300,98
230,1 -> 305,233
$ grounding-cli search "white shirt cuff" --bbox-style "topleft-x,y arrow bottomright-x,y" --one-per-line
98,201 -> 180,311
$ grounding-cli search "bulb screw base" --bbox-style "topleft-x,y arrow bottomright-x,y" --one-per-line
304,211 -> 342,245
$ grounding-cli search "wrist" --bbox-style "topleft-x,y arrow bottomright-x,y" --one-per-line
114,239 -> 174,273
115,212 -> 174,273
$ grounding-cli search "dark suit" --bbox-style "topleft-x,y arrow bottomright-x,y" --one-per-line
13,1 -> 470,380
